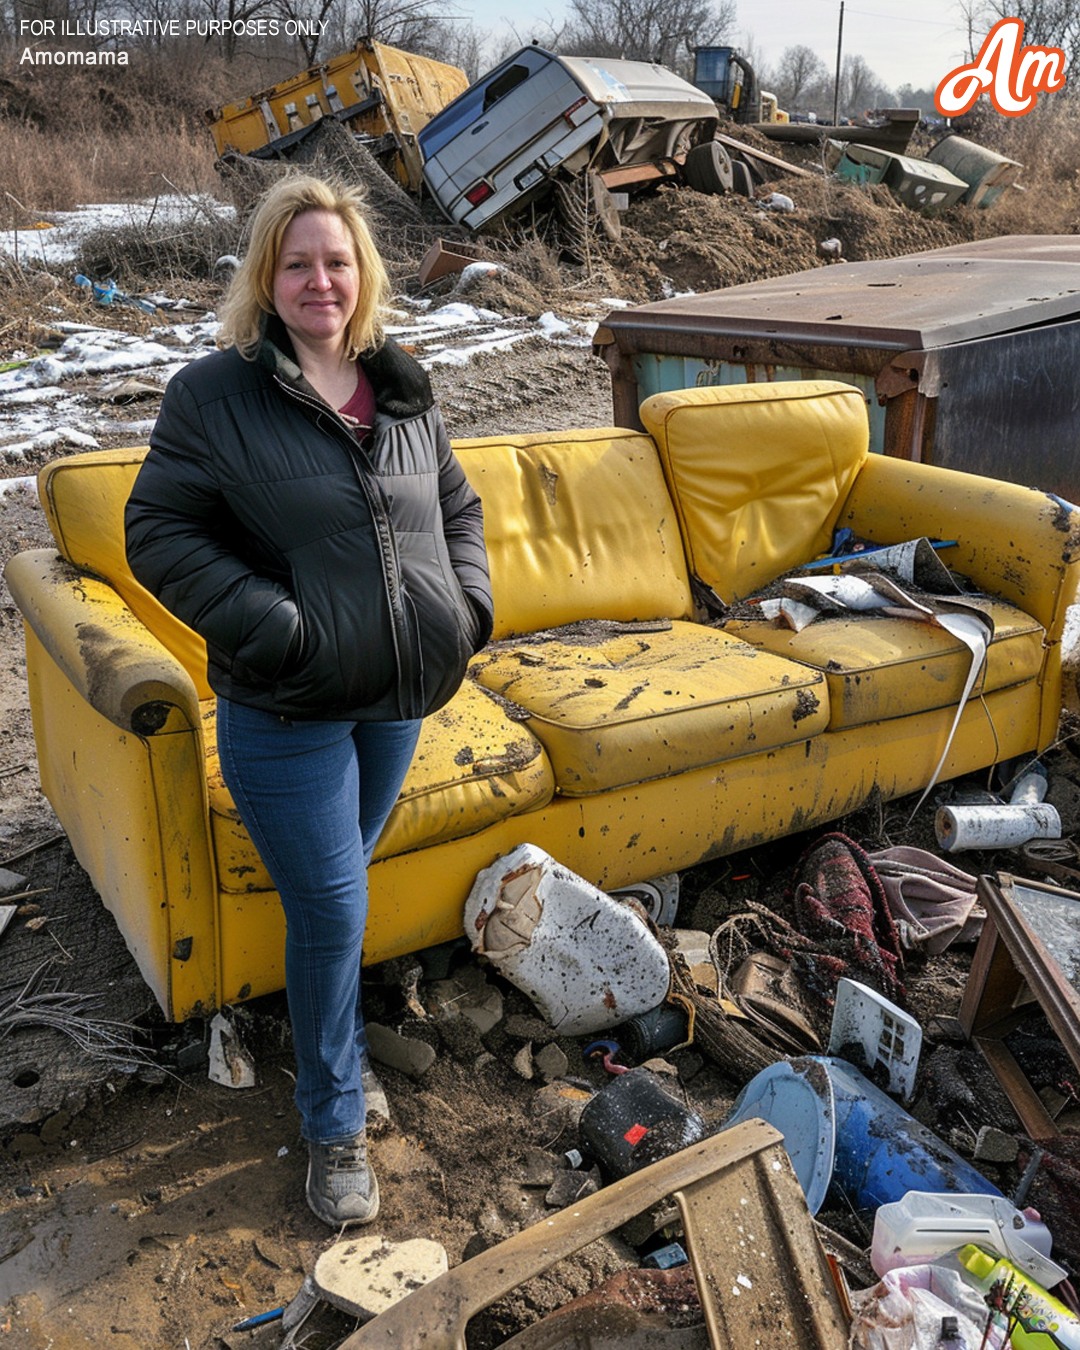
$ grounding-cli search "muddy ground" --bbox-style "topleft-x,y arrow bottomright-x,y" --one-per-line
2,149 -> 1080,1348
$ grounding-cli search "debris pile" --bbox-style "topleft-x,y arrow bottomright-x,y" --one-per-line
201,765 -> 1080,1345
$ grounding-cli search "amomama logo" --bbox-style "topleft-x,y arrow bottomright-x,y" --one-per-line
935,17 -> 1066,116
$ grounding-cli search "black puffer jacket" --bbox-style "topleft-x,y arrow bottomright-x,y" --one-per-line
124,326 -> 493,722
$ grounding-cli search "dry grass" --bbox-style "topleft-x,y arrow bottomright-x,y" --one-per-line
0,51 -> 277,218
970,96 -> 1080,236
71,206 -> 242,289
0,119 -> 219,219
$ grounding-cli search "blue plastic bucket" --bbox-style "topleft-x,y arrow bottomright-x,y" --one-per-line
722,1055 -> 1002,1215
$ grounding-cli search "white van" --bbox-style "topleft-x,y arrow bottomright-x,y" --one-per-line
418,46 -> 718,232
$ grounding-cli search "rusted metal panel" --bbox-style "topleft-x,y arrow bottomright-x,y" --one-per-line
598,242 -> 1080,355
204,39 -> 469,191
918,320 -> 1080,499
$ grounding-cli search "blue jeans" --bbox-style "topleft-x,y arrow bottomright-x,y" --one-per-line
216,698 -> 421,1143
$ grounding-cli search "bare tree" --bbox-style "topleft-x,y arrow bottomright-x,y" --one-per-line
196,0 -> 278,60
962,0 -> 1080,67
411,16 -> 488,78
490,14 -> 568,61
839,52 -> 889,118
320,0 -> 463,54
558,0 -> 736,80
768,42 -> 829,113
271,0 -> 335,61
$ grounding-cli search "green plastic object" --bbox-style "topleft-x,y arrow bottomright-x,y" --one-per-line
956,1245 -> 1080,1349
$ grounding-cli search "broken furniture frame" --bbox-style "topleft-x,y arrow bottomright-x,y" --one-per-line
339,1119 -> 848,1348
959,872 -> 1080,1137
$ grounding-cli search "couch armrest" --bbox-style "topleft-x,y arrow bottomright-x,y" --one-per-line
840,456 -> 1080,640
4,549 -> 202,737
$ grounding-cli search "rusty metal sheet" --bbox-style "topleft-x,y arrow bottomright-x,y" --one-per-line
919,319 -> 1080,500
597,236 -> 1080,357
924,235 -> 1080,264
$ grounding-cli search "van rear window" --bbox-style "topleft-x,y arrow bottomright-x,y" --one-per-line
483,64 -> 530,110
418,46 -> 555,159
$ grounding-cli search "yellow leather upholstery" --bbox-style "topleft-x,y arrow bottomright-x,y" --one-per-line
471,620 -> 829,794
454,428 -> 694,637
726,600 -> 1044,731
640,381 -> 869,603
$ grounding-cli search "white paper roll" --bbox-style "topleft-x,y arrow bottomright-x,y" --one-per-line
935,802 -> 1061,852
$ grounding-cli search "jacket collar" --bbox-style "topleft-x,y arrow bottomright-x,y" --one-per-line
255,315 -> 434,420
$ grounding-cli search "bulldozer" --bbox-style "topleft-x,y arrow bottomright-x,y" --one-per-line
692,46 -> 788,125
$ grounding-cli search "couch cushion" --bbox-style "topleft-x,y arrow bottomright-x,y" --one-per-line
723,598 -> 1044,731
470,619 -> 830,795
454,429 -> 693,640
639,382 -> 869,604
207,680 -> 555,892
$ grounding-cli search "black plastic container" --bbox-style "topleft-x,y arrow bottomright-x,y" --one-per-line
617,1003 -> 689,1061
578,1067 -> 707,1179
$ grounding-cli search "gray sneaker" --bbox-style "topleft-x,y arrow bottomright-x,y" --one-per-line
306,1132 -> 380,1227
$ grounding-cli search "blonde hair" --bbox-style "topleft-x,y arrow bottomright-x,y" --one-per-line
217,174 -> 390,360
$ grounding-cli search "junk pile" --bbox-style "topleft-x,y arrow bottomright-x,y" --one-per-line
245,796 -> 1080,1347
208,41 -> 1021,275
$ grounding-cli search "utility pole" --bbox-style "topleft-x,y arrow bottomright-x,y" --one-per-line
832,0 -> 844,125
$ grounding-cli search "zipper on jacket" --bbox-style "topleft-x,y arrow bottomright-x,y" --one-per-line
273,373 -> 420,713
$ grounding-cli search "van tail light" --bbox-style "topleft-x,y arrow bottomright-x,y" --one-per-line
564,96 -> 590,126
464,180 -> 494,206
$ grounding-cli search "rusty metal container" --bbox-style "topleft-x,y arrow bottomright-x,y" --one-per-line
593,236 -> 1080,503
204,39 -> 469,191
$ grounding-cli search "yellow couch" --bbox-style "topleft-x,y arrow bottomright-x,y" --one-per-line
6,381 -> 1078,1020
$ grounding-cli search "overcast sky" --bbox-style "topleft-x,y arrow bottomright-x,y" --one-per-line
735,0 -> 972,95
461,0 -> 975,97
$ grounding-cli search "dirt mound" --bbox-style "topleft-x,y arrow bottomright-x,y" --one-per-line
208,126 -> 981,312
599,176 -> 975,303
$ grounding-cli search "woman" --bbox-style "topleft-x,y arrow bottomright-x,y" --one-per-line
125,174 -> 493,1228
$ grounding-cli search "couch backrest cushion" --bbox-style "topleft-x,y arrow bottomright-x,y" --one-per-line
455,428 -> 693,639
640,381 -> 870,604
39,449 -> 213,699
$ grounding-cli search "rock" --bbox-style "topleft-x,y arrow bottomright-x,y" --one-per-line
38,1110 -> 71,1145
642,1057 -> 679,1078
0,867 -> 28,898
512,1044 -> 535,1080
529,1081 -> 593,1134
974,1125 -> 1019,1164
534,1043 -> 569,1082
427,969 -> 504,1034
520,1148 -> 556,1188
545,1167 -> 601,1209
366,1022 -> 436,1078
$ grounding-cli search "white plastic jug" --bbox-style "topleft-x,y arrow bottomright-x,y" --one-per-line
871,1190 -> 1066,1290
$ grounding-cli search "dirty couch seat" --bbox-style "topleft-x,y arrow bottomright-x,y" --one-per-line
5,380 -> 1077,1021
637,386 -> 1056,734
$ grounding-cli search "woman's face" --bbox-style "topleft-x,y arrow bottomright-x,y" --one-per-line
272,208 -> 360,354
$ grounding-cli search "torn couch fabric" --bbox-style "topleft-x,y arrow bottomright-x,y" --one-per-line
868,846 -> 984,954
